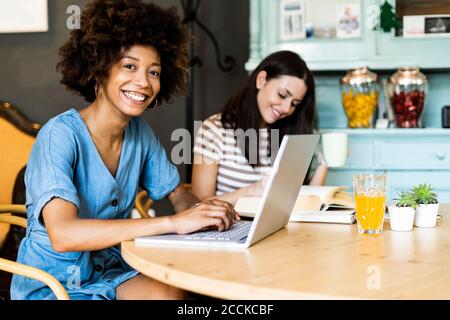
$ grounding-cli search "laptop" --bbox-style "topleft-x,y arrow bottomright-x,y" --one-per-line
135,134 -> 319,248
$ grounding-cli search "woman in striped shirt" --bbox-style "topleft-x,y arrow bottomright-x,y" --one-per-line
192,51 -> 328,204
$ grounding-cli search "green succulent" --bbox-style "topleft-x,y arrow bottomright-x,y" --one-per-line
412,184 -> 438,205
395,191 -> 418,209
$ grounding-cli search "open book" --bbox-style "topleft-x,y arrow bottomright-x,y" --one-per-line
235,186 -> 356,224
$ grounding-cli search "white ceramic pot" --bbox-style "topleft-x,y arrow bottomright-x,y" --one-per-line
415,203 -> 439,228
388,205 -> 415,232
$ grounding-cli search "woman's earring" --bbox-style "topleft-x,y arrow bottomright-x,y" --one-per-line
148,97 -> 159,109
95,82 -> 102,97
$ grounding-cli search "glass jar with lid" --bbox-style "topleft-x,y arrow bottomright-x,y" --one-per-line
340,66 -> 379,128
389,67 -> 427,128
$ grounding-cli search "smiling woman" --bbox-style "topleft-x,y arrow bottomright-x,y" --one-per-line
10,0 -> 237,301
191,51 -> 329,205
100,45 -> 162,117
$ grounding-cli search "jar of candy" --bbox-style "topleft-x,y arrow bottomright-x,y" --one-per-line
389,67 -> 427,128
340,67 -> 379,128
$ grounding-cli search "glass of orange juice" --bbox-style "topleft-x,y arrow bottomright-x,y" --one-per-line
353,174 -> 386,235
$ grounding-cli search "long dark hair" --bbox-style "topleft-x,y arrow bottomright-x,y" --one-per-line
221,50 -> 317,167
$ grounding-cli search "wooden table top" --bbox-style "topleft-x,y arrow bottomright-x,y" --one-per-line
121,205 -> 450,300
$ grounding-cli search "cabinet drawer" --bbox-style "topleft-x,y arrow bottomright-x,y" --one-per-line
380,141 -> 450,168
346,140 -> 375,167
388,171 -> 450,202
327,170 -> 450,203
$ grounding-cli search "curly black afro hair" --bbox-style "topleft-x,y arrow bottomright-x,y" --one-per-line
56,0 -> 190,103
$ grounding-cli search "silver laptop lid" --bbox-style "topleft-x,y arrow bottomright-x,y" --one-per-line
244,134 -> 319,247
134,134 -> 318,249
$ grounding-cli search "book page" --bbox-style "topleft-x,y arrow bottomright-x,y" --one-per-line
292,194 -> 324,212
235,196 -> 355,224
235,194 -> 324,217
330,191 -> 354,208
235,185 -> 353,218
234,197 -> 260,217
301,185 -> 353,207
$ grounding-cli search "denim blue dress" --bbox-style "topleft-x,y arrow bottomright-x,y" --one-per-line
10,108 -> 180,300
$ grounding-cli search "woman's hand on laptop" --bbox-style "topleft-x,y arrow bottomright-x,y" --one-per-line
169,199 -> 239,235
204,198 -> 241,221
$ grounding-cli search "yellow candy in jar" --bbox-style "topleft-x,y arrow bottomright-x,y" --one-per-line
342,90 -> 378,128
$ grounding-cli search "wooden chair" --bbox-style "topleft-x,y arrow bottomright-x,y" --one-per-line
0,205 -> 69,300
134,183 -> 192,218
0,101 -> 68,299
0,101 -> 41,249
134,190 -> 154,218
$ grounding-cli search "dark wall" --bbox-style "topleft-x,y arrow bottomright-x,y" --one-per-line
0,0 -> 90,122
0,0 -> 249,213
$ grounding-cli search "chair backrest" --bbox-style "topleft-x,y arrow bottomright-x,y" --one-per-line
0,101 -> 41,248
134,183 -> 192,218
134,190 -> 154,218
0,101 -> 41,205
0,206 -> 69,300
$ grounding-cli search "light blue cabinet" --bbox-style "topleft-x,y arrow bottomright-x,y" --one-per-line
246,0 -> 377,71
247,0 -> 450,203
246,0 -> 450,71
321,129 -> 450,203
375,0 -> 450,69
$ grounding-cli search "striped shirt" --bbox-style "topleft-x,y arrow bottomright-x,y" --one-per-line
193,113 -> 273,195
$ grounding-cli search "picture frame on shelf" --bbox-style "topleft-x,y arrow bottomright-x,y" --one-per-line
425,16 -> 450,34
336,3 -> 361,39
0,0 -> 48,33
280,0 -> 306,41
403,14 -> 450,38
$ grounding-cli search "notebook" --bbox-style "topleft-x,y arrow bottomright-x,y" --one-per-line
235,186 -> 356,224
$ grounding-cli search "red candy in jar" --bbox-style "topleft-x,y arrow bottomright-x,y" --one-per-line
389,67 -> 427,128
391,90 -> 426,128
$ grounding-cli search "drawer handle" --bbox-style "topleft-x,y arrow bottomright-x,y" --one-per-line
435,152 -> 447,160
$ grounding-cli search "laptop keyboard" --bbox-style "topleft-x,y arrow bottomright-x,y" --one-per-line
183,221 -> 251,241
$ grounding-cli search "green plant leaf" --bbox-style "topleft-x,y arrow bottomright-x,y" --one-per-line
412,184 -> 438,205
394,191 -> 418,209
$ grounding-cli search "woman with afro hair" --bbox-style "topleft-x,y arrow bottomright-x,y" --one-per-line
11,0 -> 236,300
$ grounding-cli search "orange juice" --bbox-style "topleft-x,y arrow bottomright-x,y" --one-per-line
354,194 -> 386,235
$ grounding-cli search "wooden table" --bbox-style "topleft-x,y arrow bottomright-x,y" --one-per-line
121,205 -> 450,299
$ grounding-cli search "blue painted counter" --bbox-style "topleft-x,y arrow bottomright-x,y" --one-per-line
319,129 -> 450,203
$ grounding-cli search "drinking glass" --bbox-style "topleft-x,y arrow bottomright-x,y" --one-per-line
353,174 -> 386,235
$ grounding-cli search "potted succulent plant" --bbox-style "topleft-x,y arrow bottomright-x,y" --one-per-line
412,184 -> 439,228
388,191 -> 418,232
